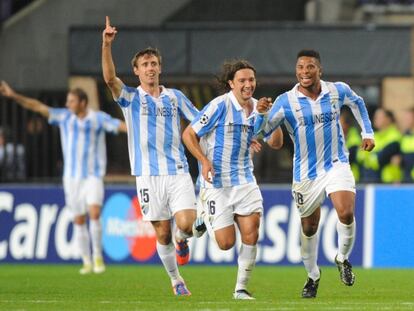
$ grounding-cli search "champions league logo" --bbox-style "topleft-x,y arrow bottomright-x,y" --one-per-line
200,114 -> 209,125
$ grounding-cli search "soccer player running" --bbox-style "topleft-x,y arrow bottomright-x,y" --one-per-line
182,60 -> 283,300
0,81 -> 127,274
102,16 -> 199,296
254,49 -> 375,298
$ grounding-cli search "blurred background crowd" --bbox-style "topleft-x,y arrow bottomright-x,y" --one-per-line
1,0 -> 414,184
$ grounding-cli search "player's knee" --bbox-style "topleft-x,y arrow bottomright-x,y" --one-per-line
175,211 -> 196,234
241,231 -> 259,245
218,241 -> 234,250
337,209 -> 354,225
302,224 -> 318,237
89,211 -> 100,220
216,237 -> 235,250
176,222 -> 193,235
74,215 -> 86,225
156,231 -> 172,245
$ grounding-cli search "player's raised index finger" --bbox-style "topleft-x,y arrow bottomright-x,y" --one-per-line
106,16 -> 110,27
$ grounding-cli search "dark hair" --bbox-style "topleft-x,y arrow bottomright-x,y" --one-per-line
68,88 -> 88,105
131,47 -> 162,68
297,49 -> 321,63
382,108 -> 395,123
406,107 -> 414,114
216,59 -> 256,92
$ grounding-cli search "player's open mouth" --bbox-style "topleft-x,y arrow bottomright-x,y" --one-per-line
300,77 -> 312,83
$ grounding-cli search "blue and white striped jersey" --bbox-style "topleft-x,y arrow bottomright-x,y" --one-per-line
192,91 -> 257,188
255,81 -> 374,183
48,108 -> 121,179
117,85 -> 198,176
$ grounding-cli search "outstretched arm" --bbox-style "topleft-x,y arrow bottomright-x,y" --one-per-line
102,16 -> 123,99
0,80 -> 49,117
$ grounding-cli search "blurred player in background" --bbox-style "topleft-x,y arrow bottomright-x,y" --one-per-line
254,49 -> 375,298
182,60 -> 283,300
0,126 -> 26,181
358,108 -> 401,183
399,107 -> 414,182
0,80 -> 127,274
102,16 -> 200,296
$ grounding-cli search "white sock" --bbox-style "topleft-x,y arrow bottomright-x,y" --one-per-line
74,224 -> 91,264
175,228 -> 192,242
301,231 -> 320,281
235,243 -> 257,292
156,242 -> 182,285
89,219 -> 103,259
336,219 -> 356,262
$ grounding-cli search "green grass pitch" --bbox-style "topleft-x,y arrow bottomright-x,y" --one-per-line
0,265 -> 413,310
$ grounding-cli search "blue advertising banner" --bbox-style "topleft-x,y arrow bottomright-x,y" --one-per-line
0,186 -> 73,263
372,185 -> 414,268
0,185 -> 367,266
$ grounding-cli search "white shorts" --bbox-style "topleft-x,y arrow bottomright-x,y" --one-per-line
292,162 -> 356,218
63,177 -> 104,217
135,173 -> 197,221
199,183 -> 263,231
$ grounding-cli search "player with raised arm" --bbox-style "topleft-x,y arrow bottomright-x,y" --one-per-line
254,49 -> 375,298
102,16 -> 199,296
183,60 -> 283,300
0,80 -> 127,274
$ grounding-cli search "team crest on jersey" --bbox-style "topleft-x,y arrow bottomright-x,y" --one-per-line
141,101 -> 149,115
200,114 -> 209,125
330,95 -> 339,107
170,97 -> 178,108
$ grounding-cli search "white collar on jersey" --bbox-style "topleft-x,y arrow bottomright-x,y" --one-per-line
74,108 -> 93,121
294,80 -> 330,99
228,90 -> 258,114
137,85 -> 169,103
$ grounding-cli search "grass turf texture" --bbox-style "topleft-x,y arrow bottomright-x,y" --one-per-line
0,265 -> 413,310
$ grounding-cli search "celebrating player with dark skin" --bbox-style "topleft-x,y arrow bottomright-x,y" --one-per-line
255,49 -> 374,298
